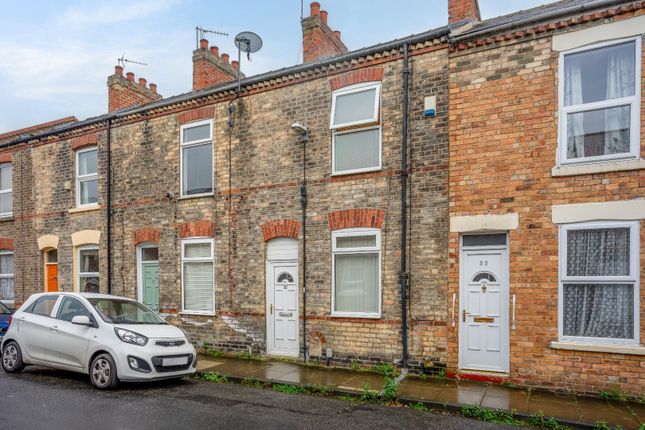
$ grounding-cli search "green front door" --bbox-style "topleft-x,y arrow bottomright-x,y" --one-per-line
142,262 -> 159,312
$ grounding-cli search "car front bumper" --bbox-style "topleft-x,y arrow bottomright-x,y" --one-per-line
113,341 -> 197,382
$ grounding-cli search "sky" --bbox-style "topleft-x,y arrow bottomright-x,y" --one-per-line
0,0 -> 557,133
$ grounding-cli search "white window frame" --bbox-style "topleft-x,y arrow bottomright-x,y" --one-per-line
331,126 -> 383,176
0,163 -> 12,218
557,36 -> 642,166
75,146 -> 98,208
558,220 -> 640,345
77,245 -> 99,292
179,119 -> 214,198
0,250 -> 14,304
181,237 -> 215,315
330,82 -> 381,129
331,228 -> 382,318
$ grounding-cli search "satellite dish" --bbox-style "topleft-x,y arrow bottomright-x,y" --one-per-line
234,31 -> 263,59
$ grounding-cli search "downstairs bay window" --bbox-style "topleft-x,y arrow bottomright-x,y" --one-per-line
559,221 -> 640,344
331,228 -> 381,317
559,37 -> 641,165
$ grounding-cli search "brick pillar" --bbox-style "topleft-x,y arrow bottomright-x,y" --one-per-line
192,39 -> 242,90
448,0 -> 481,24
107,66 -> 162,112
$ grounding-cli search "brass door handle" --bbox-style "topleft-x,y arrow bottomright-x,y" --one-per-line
462,309 -> 468,322
270,304 -> 273,315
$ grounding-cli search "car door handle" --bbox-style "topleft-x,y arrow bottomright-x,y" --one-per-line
49,325 -> 59,332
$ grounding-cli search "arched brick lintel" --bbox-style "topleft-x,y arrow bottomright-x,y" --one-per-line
70,134 -> 98,150
177,220 -> 216,238
328,209 -> 385,231
133,227 -> 161,245
0,238 -> 14,250
261,219 -> 301,242
329,67 -> 383,91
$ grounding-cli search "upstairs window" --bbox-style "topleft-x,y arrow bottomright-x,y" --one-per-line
559,38 -> 641,164
330,83 -> 381,175
0,164 -> 12,218
76,147 -> 98,207
180,120 -> 213,197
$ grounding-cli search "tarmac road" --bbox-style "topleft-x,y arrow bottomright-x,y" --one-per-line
0,366 -> 513,430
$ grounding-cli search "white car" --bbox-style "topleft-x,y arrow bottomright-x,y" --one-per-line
1,292 -> 197,389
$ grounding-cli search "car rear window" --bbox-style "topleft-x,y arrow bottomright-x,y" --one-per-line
28,296 -> 59,317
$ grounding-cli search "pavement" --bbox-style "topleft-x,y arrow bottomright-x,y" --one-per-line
197,354 -> 644,429
0,365 -> 512,430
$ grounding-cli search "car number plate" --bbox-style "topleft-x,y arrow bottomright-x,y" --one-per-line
162,356 -> 188,366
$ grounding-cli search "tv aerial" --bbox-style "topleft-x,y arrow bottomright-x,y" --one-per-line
117,54 -> 148,68
195,26 -> 228,49
233,31 -> 263,93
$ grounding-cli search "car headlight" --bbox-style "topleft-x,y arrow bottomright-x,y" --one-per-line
114,327 -> 148,346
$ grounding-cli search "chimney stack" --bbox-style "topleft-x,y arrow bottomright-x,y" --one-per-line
301,2 -> 348,63
192,38 -> 243,90
107,66 -> 162,113
448,0 -> 481,24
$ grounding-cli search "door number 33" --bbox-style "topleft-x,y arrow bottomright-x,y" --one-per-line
479,260 -> 488,266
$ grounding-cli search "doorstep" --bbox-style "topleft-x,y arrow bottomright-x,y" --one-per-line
197,354 -> 642,429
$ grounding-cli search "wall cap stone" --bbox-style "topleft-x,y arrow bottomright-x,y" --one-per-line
37,235 -> 59,251
552,199 -> 645,224
71,230 -> 100,246
550,341 -> 645,356
450,213 -> 519,233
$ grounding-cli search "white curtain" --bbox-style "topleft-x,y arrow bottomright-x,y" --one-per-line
564,57 -> 585,158
335,253 -> 378,313
564,228 -> 633,339
604,48 -> 634,154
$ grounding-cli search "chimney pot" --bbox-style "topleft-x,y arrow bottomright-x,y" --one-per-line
310,1 -> 320,16
138,77 -> 147,87
149,83 -> 157,93
221,53 -> 229,63
320,10 -> 328,24
333,30 -> 341,40
231,60 -> 239,70
126,72 -> 135,82
210,46 -> 219,56
114,65 -> 124,76
200,38 -> 209,49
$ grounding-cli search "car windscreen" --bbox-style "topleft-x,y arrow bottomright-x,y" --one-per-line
0,301 -> 10,314
86,298 -> 166,325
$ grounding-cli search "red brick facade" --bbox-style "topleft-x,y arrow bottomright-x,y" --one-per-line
132,227 -> 161,245
108,66 -> 161,113
177,106 -> 216,125
329,68 -> 384,91
177,221 -> 216,239
261,219 -> 301,241
302,2 -> 347,62
327,209 -> 386,231
192,40 -> 239,90
70,134 -> 98,151
448,0 -> 481,24
0,238 -> 14,250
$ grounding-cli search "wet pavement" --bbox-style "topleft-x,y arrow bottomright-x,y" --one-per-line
198,355 -> 643,429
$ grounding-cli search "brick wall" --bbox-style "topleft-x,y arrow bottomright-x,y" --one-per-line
448,18 -> 645,394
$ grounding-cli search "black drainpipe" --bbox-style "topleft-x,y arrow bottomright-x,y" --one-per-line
106,119 -> 112,295
300,133 -> 308,362
400,42 -> 410,368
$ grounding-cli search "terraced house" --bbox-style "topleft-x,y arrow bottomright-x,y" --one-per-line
0,0 -> 643,396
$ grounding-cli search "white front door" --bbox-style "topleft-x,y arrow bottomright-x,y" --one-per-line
459,236 -> 509,373
266,262 -> 299,357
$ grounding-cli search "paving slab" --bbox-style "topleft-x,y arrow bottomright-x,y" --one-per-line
202,358 -> 268,379
480,385 -> 530,414
627,402 -> 645,425
399,377 -> 486,407
575,397 -> 640,430
196,359 -> 223,372
336,372 -> 386,392
527,390 -> 581,422
274,366 -> 357,387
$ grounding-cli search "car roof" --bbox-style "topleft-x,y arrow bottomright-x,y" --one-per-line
28,292 -> 135,301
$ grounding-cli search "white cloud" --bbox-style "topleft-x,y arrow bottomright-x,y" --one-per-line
58,0 -> 179,28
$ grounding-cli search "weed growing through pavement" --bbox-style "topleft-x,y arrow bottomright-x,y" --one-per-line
461,404 -> 523,426
409,402 -> 430,412
372,363 -> 399,378
197,372 -> 229,384
527,412 -> 568,430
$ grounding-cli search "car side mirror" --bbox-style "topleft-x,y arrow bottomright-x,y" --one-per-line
71,315 -> 92,326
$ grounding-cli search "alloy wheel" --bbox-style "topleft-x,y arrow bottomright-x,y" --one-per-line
91,358 -> 112,387
2,344 -> 17,370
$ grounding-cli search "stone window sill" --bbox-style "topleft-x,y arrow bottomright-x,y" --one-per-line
177,193 -> 214,201
551,159 -> 645,177
550,341 -> 645,356
179,311 -> 215,317
68,204 -> 100,214
0,215 -> 13,222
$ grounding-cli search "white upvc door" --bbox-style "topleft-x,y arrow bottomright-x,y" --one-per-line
459,241 -> 509,373
266,261 -> 299,357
